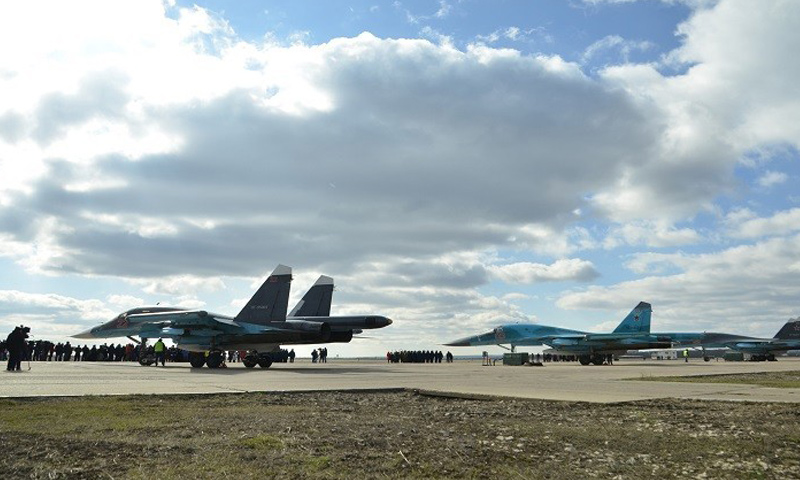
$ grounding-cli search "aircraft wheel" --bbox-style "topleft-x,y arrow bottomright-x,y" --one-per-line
590,354 -> 605,366
138,355 -> 155,366
703,356 -> 711,362
206,351 -> 224,369
189,352 -> 206,368
767,354 -> 777,361
258,355 -> 273,369
243,356 -> 258,368
578,355 -> 591,366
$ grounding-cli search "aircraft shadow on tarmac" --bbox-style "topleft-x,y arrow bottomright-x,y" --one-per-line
251,366 -> 406,375
617,362 -> 720,368
136,365 -> 406,375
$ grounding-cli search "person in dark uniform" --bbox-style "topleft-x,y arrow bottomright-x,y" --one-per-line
6,326 -> 29,371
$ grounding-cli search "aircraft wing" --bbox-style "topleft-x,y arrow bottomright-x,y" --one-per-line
127,310 -> 238,329
543,333 -> 672,350
74,309 -> 242,339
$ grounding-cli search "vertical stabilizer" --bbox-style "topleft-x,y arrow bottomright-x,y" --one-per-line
612,301 -> 652,334
774,318 -> 800,340
235,265 -> 292,325
289,275 -> 334,317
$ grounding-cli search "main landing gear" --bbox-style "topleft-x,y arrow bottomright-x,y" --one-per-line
243,351 -> 273,369
578,354 -> 610,366
189,351 -> 226,369
749,353 -> 777,362
187,350 -> 279,369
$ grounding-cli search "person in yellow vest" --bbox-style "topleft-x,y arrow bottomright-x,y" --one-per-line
683,348 -> 689,363
154,338 -> 166,367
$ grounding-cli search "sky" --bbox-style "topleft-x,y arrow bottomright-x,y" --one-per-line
1,0 -> 799,357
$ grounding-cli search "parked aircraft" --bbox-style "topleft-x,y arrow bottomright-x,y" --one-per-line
682,318 -> 800,361
628,317 -> 800,362
74,265 -> 392,369
445,302 -> 672,365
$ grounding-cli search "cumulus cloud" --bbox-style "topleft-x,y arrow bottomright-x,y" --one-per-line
1,0 -> 799,348
602,221 -> 701,248
0,1 -> 661,281
0,290 -> 116,337
756,170 -> 788,188
130,275 -> 226,296
725,207 -> 800,239
558,233 -> 800,335
594,0 -> 800,222
489,259 -> 599,284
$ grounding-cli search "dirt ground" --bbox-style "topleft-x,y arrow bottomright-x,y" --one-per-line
1,390 -> 799,479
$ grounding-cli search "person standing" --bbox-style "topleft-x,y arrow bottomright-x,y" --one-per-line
683,348 -> 689,363
6,327 -> 21,371
154,338 -> 166,367
6,326 -> 29,371
289,349 -> 295,363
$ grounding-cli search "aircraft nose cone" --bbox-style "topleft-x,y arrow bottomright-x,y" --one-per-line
72,327 -> 95,339
386,318 -> 392,325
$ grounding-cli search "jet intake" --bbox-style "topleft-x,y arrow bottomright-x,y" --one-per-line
282,320 -> 331,342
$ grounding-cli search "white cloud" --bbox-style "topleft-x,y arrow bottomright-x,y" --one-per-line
725,207 -> 800,239
130,275 -> 226,296
0,290 -> 113,322
435,0 -> 452,18
581,35 -> 654,64
475,26 -> 546,45
394,1 -> 452,24
1,0 -> 799,350
0,2 -> 662,279
756,170 -> 788,188
489,259 -> 599,284
594,0 -> 800,222
603,221 -> 701,248
558,233 -> 800,335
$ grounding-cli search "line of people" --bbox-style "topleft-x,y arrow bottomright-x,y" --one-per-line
386,350 -> 453,363
1,330 -> 194,367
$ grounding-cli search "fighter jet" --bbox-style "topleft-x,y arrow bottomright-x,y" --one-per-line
681,318 -> 800,361
446,302 -> 672,365
74,265 -> 392,369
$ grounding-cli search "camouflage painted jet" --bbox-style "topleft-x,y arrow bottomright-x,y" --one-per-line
445,302 -> 672,365
677,318 -> 800,361
74,265 -> 392,369
630,317 -> 800,362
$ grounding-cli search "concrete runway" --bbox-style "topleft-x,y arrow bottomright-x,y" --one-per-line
2,358 -> 800,403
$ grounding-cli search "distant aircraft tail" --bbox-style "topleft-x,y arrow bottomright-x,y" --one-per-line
774,318 -> 800,340
612,301 -> 652,334
289,275 -> 334,317
234,265 -> 292,325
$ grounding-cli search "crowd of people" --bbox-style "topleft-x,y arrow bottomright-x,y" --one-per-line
1,327 -> 195,369
311,347 -> 327,363
386,350 -> 453,363
224,348 -> 295,363
2,327 -> 319,369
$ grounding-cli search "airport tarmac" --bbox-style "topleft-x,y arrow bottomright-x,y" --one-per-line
2,358 -> 799,403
